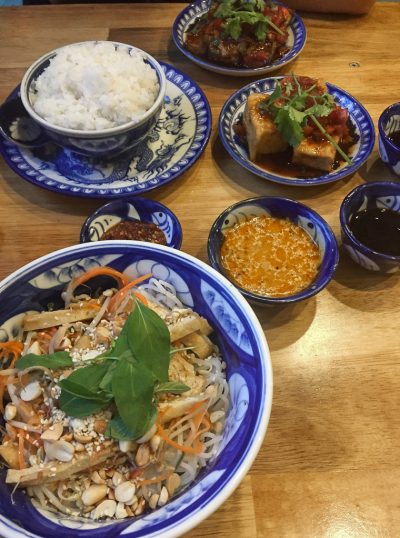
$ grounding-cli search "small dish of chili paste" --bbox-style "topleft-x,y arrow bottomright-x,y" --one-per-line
100,220 -> 167,244
80,197 -> 182,249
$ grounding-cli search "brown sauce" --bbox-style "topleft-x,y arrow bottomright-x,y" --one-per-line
220,215 -> 321,297
101,220 -> 166,245
234,117 -> 358,178
349,208 -> 400,257
256,148 -> 321,179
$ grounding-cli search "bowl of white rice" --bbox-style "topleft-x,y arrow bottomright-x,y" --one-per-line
19,41 -> 166,157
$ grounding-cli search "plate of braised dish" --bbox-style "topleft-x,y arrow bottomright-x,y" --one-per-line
173,0 -> 306,76
218,75 -> 375,186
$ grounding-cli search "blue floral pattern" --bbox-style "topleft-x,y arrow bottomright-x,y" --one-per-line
0,63 -> 211,198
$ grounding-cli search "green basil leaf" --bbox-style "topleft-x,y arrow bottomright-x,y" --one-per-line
106,415 -> 135,441
16,351 -> 73,370
59,378 -> 111,402
64,362 -> 111,393
112,358 -> 157,440
99,361 -> 117,393
59,389 -> 109,418
155,381 -> 190,395
128,300 -> 170,383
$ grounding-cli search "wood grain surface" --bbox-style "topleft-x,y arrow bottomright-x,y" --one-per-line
0,3 -> 399,537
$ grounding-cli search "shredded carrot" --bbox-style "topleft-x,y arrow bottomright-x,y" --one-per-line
193,416 -> 211,441
177,401 -> 209,445
0,341 -> 23,359
139,469 -> 173,487
17,431 -> 26,469
0,378 -> 7,413
133,291 -> 148,306
157,422 -> 203,455
0,341 -> 24,372
69,267 -> 130,297
108,273 -> 152,313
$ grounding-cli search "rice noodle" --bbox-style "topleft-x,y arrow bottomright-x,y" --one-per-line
0,368 -> 18,376
8,420 -> 42,433
48,325 -> 68,354
139,278 -> 183,309
41,486 -> 72,515
1,276 -> 230,522
88,296 -> 111,328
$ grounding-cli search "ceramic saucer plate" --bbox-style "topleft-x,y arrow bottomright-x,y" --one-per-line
172,0 -> 306,77
218,77 -> 375,186
0,62 -> 211,198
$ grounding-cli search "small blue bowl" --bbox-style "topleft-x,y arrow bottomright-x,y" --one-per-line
80,197 -> 183,249
208,197 -> 339,306
378,102 -> 400,176
13,41 -> 166,158
340,181 -> 400,273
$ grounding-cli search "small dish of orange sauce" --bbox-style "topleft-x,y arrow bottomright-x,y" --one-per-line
220,215 -> 321,298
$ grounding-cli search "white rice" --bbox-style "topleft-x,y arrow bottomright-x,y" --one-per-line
30,42 -> 160,131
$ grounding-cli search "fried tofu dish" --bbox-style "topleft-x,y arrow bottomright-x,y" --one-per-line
240,75 -> 355,174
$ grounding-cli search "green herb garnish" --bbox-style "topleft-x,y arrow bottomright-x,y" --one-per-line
16,351 -> 73,370
259,74 -> 353,165
20,300 -> 190,440
215,0 -> 285,41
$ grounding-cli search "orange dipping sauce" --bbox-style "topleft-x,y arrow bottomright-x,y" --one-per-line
220,215 -> 321,297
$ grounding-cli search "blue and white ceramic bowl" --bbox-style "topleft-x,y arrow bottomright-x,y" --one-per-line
0,62 -> 211,199
340,182 -> 400,273
80,197 -> 183,249
378,102 -> 400,176
172,0 -> 306,77
14,41 -> 167,158
0,241 -> 271,538
219,77 -> 375,186
208,196 -> 339,305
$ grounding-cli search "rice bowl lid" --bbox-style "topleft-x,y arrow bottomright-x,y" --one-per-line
0,241 -> 272,538
20,41 -> 167,137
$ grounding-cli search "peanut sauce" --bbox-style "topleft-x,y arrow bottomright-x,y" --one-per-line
220,215 -> 321,297
100,220 -> 166,245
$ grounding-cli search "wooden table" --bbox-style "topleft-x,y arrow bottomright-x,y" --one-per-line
1,3 -> 400,537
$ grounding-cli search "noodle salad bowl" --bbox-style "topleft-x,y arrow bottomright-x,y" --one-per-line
0,241 -> 271,538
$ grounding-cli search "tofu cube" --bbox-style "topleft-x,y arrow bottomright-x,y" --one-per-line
292,136 -> 338,172
243,93 -> 288,161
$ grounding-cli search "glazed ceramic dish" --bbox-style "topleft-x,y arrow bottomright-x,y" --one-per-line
218,77 -> 375,186
0,63 -> 211,198
80,197 -> 183,249
340,181 -> 400,273
5,42 -> 167,159
172,0 -> 306,77
378,102 -> 400,176
208,196 -> 339,305
0,241 -> 271,538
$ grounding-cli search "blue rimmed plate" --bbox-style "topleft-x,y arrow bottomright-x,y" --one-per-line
172,0 -> 306,77
0,62 -> 211,198
218,77 -> 375,186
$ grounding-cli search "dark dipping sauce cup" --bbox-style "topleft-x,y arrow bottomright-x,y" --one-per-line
340,181 -> 400,273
